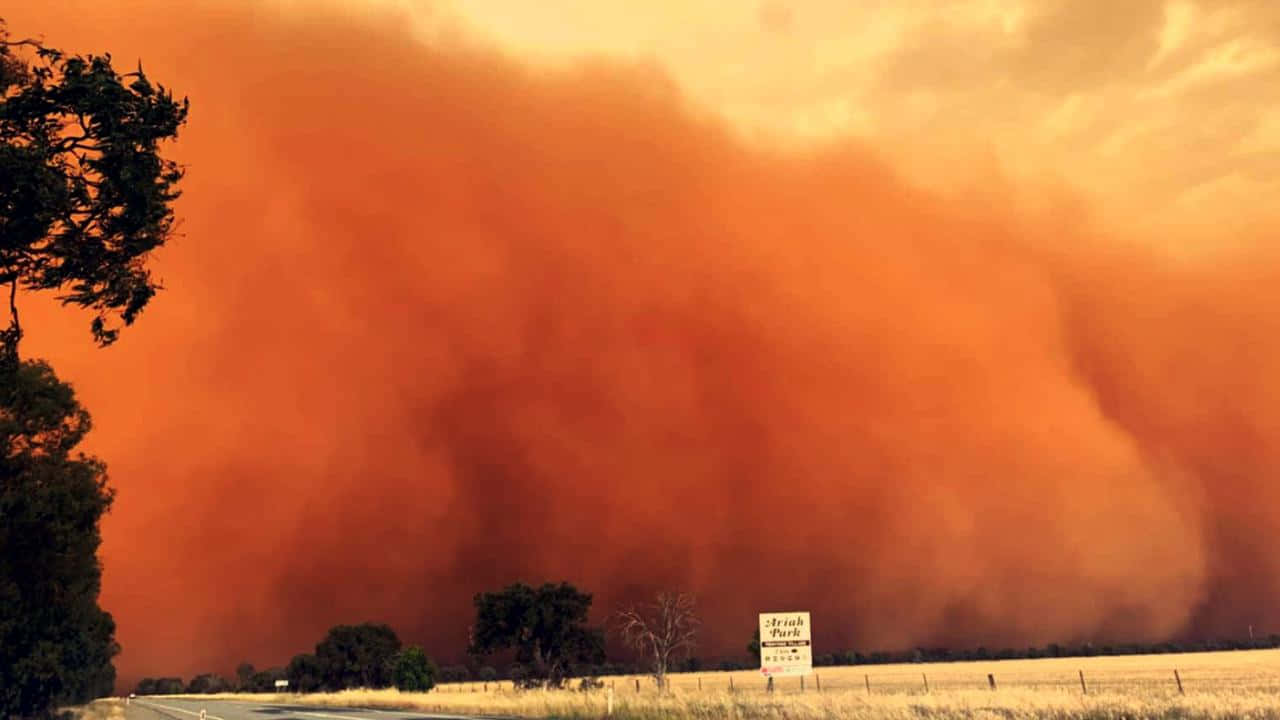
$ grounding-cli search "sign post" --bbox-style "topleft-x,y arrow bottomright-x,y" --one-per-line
758,611 -> 812,677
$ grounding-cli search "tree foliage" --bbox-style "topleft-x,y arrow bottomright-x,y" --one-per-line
390,646 -> 436,692
234,662 -> 255,691
285,653 -> 323,693
186,673 -> 231,694
315,623 -> 402,690
0,16 -> 186,719
469,582 -> 605,688
134,677 -> 182,695
0,18 -> 187,347
0,359 -> 117,717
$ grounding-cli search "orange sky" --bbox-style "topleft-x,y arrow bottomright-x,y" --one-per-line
6,0 -> 1280,689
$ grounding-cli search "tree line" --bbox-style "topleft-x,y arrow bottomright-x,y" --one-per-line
139,580 -> 1280,698
142,582 -> 699,695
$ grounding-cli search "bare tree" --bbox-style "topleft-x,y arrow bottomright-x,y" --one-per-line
615,591 -> 700,692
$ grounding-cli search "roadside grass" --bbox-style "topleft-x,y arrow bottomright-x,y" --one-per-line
66,698 -> 125,720
173,648 -> 1280,719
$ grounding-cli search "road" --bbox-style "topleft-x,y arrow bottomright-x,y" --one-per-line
127,697 -> 498,720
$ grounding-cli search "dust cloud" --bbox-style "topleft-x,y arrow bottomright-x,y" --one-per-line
6,0 -> 1279,688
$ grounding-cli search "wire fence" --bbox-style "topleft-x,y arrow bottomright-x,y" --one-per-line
431,651 -> 1280,698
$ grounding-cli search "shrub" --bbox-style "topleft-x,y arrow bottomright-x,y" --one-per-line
390,646 -> 436,692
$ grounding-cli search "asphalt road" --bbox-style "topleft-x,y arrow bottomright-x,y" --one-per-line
127,697 -> 496,720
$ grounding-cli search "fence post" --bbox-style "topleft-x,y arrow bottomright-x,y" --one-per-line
730,676 -> 734,692
987,673 -> 996,690
767,676 -> 774,694
698,677 -> 702,691
1078,670 -> 1086,695
816,673 -> 821,693
801,675 -> 805,693
635,678 -> 640,693
607,686 -> 614,717
865,674 -> 871,695
923,673 -> 929,693
1174,669 -> 1184,694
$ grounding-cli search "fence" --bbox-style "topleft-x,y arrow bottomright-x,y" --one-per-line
429,650 -> 1280,697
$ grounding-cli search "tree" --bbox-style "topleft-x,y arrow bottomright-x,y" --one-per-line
315,623 -> 401,690
615,591 -> 700,692
469,582 -> 605,689
246,669 -> 283,693
235,662 -> 255,691
437,665 -> 470,683
0,18 -> 188,347
153,677 -> 184,694
285,653 -> 323,693
0,359 -> 118,715
0,17 -> 187,719
186,673 -> 230,694
389,646 -> 436,692
748,628 -> 760,663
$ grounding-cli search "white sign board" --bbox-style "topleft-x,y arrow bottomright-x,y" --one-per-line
274,680 -> 289,689
759,611 -> 812,677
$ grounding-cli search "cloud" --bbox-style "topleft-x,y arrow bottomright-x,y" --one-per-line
5,0 -> 1279,689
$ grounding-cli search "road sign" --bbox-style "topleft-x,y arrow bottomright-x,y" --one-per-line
274,679 -> 289,689
758,611 -> 812,677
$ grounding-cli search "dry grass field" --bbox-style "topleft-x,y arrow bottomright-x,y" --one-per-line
190,648 -> 1280,719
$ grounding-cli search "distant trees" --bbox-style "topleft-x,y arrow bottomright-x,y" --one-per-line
246,668 -> 284,692
469,582 -> 605,688
186,674 -> 231,694
437,665 -> 470,683
390,646 -> 436,692
134,677 -> 183,695
315,622 -> 402,690
616,592 -> 700,692
235,662 -> 256,691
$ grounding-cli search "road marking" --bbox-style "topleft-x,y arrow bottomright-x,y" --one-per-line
137,699 -> 491,720
293,713 -> 480,720
134,701 -> 225,720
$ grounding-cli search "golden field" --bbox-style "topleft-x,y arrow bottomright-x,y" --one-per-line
180,648 -> 1280,719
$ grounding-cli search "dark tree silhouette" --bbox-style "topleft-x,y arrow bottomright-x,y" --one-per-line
0,360 -> 118,714
285,654 -> 323,693
0,17 -> 186,718
186,673 -> 231,694
469,582 -> 605,688
0,19 -> 188,348
315,623 -> 401,690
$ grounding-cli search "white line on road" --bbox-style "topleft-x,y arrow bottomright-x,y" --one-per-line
138,699 -> 487,720
134,701 -> 226,720
293,707 -> 481,712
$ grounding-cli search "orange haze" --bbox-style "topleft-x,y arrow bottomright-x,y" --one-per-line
7,0 -> 1280,690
